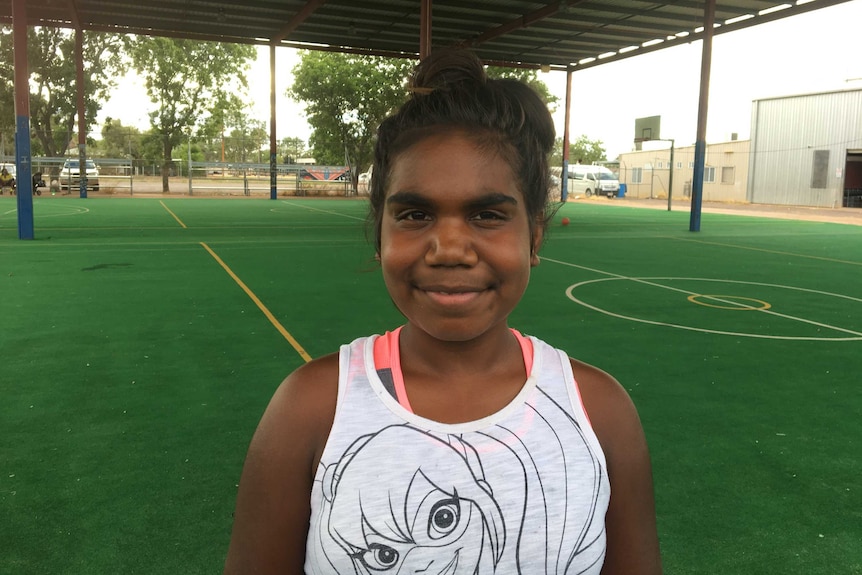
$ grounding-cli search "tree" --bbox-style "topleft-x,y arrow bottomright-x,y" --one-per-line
289,52 -> 414,182
550,135 -> 607,167
280,136 -> 307,164
195,92 -> 265,164
290,54 -> 559,187
100,117 -> 142,160
128,37 -> 256,191
0,26 -> 126,162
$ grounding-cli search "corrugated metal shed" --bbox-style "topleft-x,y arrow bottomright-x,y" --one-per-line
748,88 -> 862,208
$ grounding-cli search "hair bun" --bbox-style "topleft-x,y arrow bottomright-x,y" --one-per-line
410,49 -> 487,95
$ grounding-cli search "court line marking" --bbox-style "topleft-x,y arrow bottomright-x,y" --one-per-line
0,239 -> 361,252
664,236 -> 862,267
276,200 -> 366,221
540,256 -> 862,340
687,294 -> 771,311
159,200 -> 187,228
565,277 -> 862,340
200,241 -> 312,363
0,205 -> 90,218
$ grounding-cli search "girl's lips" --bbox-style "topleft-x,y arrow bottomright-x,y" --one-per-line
420,288 -> 487,307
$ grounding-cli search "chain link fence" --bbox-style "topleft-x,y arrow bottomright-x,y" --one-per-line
2,129 -> 363,196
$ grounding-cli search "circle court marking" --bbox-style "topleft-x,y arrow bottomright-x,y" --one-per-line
0,204 -> 90,219
687,294 -> 772,311
565,277 -> 862,341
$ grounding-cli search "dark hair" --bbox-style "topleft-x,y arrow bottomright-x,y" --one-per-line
368,49 -> 556,254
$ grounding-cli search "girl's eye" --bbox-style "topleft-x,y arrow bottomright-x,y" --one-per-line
471,210 -> 506,221
396,210 -> 430,221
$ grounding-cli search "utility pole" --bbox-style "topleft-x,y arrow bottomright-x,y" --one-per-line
667,139 -> 675,211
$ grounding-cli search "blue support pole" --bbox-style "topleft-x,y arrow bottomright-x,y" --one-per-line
690,140 -> 705,231
15,115 -> 34,240
561,159 -> 569,201
689,0 -> 715,232
12,0 -> 33,240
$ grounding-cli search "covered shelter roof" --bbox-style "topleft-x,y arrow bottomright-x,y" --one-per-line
4,0 -> 855,71
3,0 -> 856,239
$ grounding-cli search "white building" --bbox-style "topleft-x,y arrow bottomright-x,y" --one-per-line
748,88 -> 862,208
618,139 -> 750,203
616,87 -> 862,208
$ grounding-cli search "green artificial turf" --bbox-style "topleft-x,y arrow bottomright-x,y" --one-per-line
1,196 -> 860,574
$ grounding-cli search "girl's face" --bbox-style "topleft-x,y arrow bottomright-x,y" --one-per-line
380,132 -> 541,343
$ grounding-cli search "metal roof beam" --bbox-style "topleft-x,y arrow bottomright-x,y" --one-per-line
65,0 -> 82,29
271,0 -> 329,44
464,1 -> 589,48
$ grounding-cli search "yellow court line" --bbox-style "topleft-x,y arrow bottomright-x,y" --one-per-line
666,236 -> 862,267
200,242 -> 312,363
159,200 -> 187,228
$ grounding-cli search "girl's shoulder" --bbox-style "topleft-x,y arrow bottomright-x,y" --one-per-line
568,357 -> 640,451
223,352 -> 341,574
269,352 -> 341,455
568,357 -> 663,575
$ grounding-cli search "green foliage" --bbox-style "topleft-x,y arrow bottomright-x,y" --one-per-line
280,136 -> 307,164
289,51 -> 414,175
195,92 -> 267,164
0,26 -> 126,160
139,131 -> 166,165
550,135 -> 607,167
128,37 -> 256,190
100,118 -> 142,159
174,139 -> 207,166
289,55 -> 559,183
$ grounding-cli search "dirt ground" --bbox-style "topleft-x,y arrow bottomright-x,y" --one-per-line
53,175 -> 862,227
577,195 -> 862,226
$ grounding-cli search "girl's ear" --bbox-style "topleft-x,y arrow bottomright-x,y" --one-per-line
530,223 -> 544,267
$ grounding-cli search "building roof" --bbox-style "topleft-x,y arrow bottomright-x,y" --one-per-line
4,0 -> 854,71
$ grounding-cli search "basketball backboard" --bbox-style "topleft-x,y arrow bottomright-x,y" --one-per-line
634,115 -> 661,143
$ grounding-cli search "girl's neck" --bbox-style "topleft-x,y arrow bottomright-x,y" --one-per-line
394,323 -> 530,423
399,322 -> 518,373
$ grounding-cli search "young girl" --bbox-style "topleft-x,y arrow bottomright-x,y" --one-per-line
224,49 -> 662,575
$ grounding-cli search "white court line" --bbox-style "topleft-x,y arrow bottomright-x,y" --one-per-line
0,205 -> 90,219
541,256 -> 862,341
275,200 -> 366,221
665,236 -> 862,268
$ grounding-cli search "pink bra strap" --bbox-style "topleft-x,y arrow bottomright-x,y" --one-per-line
373,326 -> 412,411
511,328 -> 534,376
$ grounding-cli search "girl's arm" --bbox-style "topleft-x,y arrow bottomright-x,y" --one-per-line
223,353 -> 339,575
571,359 -> 663,575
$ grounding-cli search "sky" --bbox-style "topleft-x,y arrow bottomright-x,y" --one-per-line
99,0 -> 862,161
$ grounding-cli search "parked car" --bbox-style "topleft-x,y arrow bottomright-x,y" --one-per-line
567,164 -> 619,198
357,166 -> 372,194
59,159 -> 100,191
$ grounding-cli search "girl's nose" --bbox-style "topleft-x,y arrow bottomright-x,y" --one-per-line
424,219 -> 478,267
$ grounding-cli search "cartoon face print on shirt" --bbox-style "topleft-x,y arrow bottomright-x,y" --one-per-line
320,425 -> 505,575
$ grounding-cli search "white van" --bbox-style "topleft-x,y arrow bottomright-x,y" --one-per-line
567,165 -> 620,198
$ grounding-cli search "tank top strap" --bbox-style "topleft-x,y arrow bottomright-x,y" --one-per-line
372,326 -> 534,412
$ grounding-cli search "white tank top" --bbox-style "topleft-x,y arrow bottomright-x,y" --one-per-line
305,334 -> 610,574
